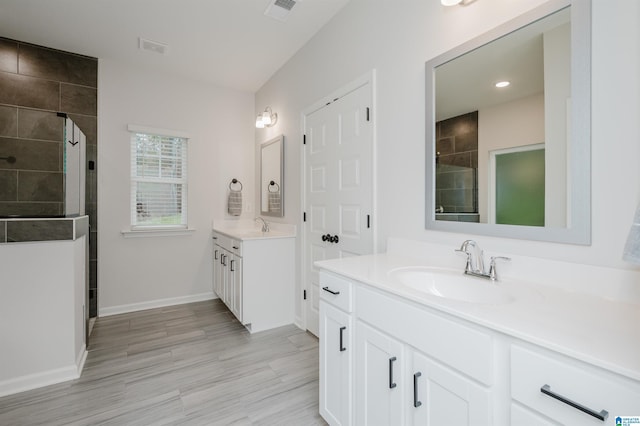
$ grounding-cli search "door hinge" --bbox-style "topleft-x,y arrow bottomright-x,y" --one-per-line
303,290 -> 307,300
366,107 -> 370,122
367,214 -> 371,229
303,212 -> 307,222
303,134 -> 306,145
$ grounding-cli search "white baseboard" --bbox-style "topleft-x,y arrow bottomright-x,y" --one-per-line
99,292 -> 215,317
0,365 -> 75,398
76,344 -> 87,376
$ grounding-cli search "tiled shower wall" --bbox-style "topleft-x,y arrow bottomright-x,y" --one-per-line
0,38 -> 98,316
435,111 -> 478,217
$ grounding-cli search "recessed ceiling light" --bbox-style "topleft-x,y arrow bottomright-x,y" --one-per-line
441,0 -> 463,5
495,81 -> 510,88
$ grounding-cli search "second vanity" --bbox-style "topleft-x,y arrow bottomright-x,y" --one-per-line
317,238 -> 640,426
212,220 -> 295,333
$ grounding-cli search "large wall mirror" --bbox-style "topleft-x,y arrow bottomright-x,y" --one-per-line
260,135 -> 284,217
425,0 -> 591,244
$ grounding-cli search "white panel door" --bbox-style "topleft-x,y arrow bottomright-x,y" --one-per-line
304,83 -> 373,336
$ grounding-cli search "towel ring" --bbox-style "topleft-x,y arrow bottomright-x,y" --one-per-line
268,181 -> 280,192
229,178 -> 243,191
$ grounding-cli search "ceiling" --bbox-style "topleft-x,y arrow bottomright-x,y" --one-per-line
0,0 -> 350,93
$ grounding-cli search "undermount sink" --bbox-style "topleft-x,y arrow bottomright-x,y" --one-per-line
388,267 -> 514,304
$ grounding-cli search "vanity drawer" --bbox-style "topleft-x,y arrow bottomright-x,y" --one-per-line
228,238 -> 242,257
319,272 -> 354,313
213,233 -> 242,256
357,285 -> 493,385
511,344 -> 640,425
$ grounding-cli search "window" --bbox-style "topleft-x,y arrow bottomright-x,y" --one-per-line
129,128 -> 188,229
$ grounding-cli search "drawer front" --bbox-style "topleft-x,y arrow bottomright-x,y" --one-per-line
319,272 -> 354,313
511,344 -> 640,425
213,233 -> 242,256
357,285 -> 493,385
229,238 -> 242,257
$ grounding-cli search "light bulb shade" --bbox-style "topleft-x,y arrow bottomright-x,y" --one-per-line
261,110 -> 272,126
255,115 -> 265,128
441,0 -> 462,5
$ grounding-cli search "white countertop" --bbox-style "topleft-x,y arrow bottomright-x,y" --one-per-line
316,253 -> 640,382
212,220 -> 296,241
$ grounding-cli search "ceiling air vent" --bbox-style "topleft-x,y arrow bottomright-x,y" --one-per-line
138,37 -> 169,55
264,0 -> 297,22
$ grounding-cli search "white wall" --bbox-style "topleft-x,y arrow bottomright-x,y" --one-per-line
255,0 -> 640,325
98,60 -> 255,314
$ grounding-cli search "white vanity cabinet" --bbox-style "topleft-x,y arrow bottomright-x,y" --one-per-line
212,230 -> 294,333
318,263 -> 640,426
319,272 -> 354,426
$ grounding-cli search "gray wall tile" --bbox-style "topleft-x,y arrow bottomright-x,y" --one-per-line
0,105 -> 18,137
18,170 -> 63,201
60,84 -> 97,115
0,202 -> 62,217
0,39 -> 18,73
0,72 -> 60,110
18,43 -> 97,88
68,114 -> 97,145
6,219 -> 73,242
0,170 -> 18,200
0,137 -> 61,171
18,108 -> 63,141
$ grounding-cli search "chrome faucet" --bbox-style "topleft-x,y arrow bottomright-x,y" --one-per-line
254,217 -> 270,232
455,240 -> 510,281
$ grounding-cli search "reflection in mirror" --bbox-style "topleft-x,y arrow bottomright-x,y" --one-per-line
260,135 -> 284,217
426,0 -> 591,244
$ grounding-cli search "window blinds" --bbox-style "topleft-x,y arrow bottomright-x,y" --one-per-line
130,132 -> 188,228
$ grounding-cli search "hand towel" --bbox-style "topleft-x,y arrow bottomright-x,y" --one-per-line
228,190 -> 242,216
268,191 -> 281,214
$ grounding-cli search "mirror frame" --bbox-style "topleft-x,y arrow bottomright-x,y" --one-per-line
425,0 -> 591,245
260,134 -> 284,217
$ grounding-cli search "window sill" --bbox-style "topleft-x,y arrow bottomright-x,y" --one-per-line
121,228 -> 196,238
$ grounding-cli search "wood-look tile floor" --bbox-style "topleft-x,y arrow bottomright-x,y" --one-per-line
0,299 -> 327,426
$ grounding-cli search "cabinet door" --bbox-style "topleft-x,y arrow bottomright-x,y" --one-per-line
213,246 -> 222,296
223,251 -> 233,308
216,248 -> 227,302
356,321 -> 405,426
229,254 -> 243,322
409,350 -> 491,425
320,301 -> 353,426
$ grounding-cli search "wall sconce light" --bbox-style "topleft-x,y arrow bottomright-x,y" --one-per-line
255,106 -> 278,128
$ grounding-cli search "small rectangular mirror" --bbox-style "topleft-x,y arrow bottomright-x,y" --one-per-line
260,135 -> 284,217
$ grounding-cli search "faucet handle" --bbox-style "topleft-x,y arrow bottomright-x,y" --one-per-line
488,256 -> 511,281
455,249 -> 473,274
